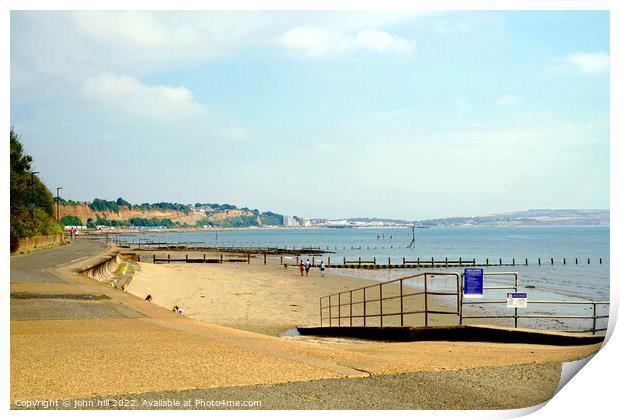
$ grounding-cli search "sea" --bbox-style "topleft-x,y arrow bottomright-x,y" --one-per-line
114,226 -> 610,331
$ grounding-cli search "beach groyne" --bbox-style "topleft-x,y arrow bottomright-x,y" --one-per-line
141,253 -> 605,268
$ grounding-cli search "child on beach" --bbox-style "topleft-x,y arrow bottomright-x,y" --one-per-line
299,262 -> 304,276
319,260 -> 325,277
305,259 -> 311,276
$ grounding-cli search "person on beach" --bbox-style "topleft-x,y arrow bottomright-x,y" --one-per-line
299,262 -> 304,276
145,294 -> 153,302
305,259 -> 311,276
319,260 -> 325,277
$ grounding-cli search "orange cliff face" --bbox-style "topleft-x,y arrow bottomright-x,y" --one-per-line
58,203 -> 206,225
205,209 -> 255,222
57,204 -> 259,226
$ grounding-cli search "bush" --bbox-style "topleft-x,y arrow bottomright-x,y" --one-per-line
116,197 -> 131,207
260,211 -> 284,226
129,217 -> 176,227
90,198 -> 120,213
60,215 -> 83,226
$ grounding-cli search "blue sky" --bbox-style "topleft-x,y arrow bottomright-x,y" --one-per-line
10,10 -> 610,219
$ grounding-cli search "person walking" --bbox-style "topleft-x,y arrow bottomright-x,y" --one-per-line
304,259 -> 311,276
319,260 -> 325,277
299,261 -> 305,276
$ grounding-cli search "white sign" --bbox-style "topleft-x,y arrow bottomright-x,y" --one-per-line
507,293 -> 527,308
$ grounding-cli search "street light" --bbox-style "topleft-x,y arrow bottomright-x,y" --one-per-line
56,187 -> 63,221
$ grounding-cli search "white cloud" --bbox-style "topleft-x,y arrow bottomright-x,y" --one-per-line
11,11 -> 425,102
496,94 -> 522,106
563,52 -> 609,74
73,12 -> 200,49
215,127 -> 250,141
78,74 -> 205,122
277,26 -> 416,58
10,11 -> 274,100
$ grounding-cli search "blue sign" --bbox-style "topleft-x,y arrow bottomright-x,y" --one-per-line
463,268 -> 484,297
507,292 -> 528,308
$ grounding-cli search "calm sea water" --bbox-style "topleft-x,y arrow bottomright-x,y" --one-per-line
117,226 -> 610,301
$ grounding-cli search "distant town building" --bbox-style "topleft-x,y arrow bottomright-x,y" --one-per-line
283,215 -> 298,227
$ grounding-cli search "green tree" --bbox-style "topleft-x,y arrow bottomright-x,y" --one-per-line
116,197 -> 131,207
10,128 -> 63,251
90,198 -> 120,213
60,215 -> 83,226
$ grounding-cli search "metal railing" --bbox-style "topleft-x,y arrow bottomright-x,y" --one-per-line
460,272 -> 519,326
459,272 -> 609,334
320,271 -> 609,335
320,272 -> 461,327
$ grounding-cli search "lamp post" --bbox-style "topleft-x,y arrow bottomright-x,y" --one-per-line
56,187 -> 63,221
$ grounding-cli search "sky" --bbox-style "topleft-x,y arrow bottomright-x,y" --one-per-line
10,10 -> 610,220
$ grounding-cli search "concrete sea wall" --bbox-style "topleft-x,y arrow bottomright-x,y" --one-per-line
16,234 -> 65,253
80,252 -> 122,282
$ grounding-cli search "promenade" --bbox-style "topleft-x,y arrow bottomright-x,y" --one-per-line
10,240 -> 601,409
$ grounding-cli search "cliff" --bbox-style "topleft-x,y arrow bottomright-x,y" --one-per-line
58,202 -> 270,227
58,203 -> 205,225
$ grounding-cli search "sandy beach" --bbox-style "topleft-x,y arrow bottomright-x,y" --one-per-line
127,253 -> 460,336
11,241 -> 603,409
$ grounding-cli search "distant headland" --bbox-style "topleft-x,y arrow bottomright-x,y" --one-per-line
58,197 -> 609,229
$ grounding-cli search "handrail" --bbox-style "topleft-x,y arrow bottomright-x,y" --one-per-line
320,272 -> 461,328
320,271 -> 609,335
